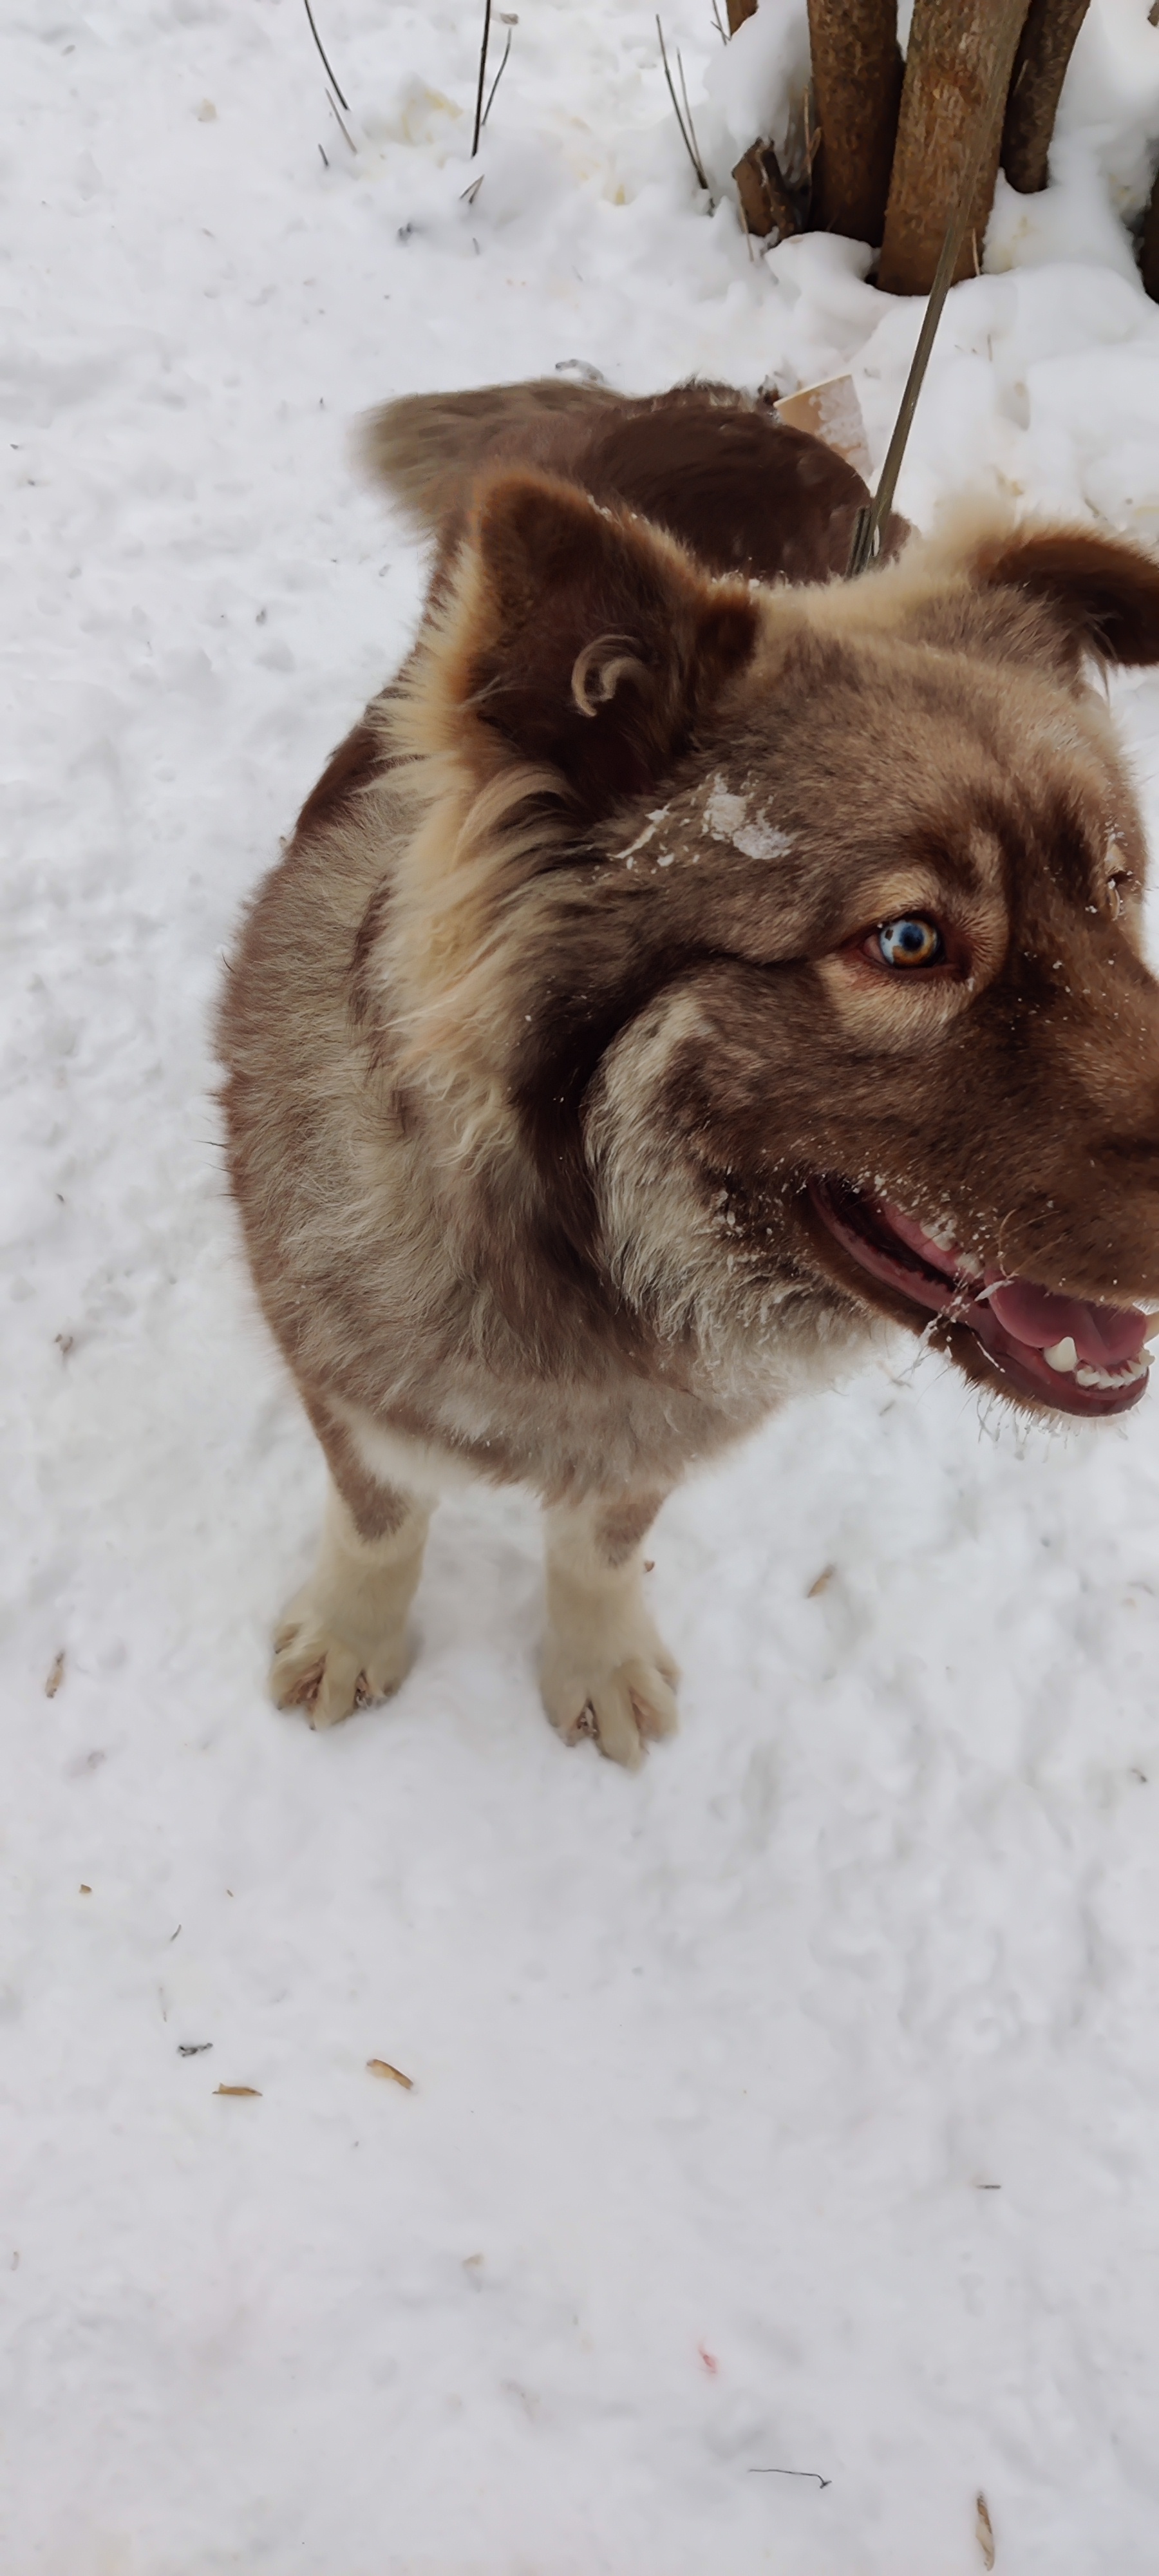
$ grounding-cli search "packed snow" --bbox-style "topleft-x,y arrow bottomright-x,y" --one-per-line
8,2 -> 1159,2568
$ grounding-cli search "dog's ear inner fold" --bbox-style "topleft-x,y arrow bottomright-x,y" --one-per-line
972,524 -> 1159,671
464,469 -> 759,819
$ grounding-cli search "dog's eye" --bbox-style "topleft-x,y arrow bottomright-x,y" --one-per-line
874,916 -> 944,970
1107,871 -> 1133,919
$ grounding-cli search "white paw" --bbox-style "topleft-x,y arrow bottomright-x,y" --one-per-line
540,1629 -> 679,1770
269,1589 -> 410,1730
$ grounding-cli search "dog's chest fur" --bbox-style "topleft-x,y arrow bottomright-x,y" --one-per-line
223,757 -> 860,1501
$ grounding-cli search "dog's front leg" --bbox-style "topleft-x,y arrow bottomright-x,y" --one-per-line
270,1417 -> 433,1728
539,1491 -> 679,1769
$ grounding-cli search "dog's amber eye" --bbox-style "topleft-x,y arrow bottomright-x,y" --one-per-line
876,916 -> 943,969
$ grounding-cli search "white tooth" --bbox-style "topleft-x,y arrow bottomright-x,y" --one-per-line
1075,1353 -> 1151,1390
1043,1336 -> 1079,1373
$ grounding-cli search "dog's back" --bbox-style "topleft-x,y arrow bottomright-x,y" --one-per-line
363,376 -> 907,588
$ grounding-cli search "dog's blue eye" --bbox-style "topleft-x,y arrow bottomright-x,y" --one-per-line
877,916 -> 943,969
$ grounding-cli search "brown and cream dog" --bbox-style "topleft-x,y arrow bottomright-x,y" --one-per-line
220,378 -> 1159,1766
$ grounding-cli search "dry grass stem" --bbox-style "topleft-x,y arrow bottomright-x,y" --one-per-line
301,0 -> 348,113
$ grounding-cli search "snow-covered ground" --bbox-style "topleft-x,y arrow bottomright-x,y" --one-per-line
10,3 -> 1159,2568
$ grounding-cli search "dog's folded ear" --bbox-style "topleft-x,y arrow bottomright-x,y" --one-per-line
457,469 -> 758,817
970,523 -> 1159,671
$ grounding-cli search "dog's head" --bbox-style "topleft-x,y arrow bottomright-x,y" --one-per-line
392,469 -> 1159,1417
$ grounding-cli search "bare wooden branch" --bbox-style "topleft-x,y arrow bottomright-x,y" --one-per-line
807,0 -> 901,249
879,0 -> 1031,296
732,141 -> 800,241
1001,0 -> 1089,194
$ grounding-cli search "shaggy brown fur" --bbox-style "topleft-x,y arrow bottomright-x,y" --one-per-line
220,376 -> 1159,1765
361,375 -> 909,587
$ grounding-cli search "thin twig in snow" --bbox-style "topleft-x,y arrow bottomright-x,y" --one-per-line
471,0 -> 493,157
656,17 -> 711,195
482,26 -> 513,128
301,0 -> 349,113
326,90 -> 357,154
677,49 -> 710,187
710,0 -> 728,41
749,2468 -> 833,2490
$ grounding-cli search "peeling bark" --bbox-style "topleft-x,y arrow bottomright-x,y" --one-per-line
733,141 -> 800,242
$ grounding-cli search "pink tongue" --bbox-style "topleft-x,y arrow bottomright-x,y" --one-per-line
985,1278 -> 1147,1365
874,1198 -> 1148,1364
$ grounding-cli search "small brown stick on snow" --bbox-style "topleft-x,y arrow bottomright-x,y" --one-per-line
1001,0 -> 1089,196
878,0 -> 1031,296
215,2085 -> 262,2098
367,2058 -> 414,2089
975,2490 -> 995,2569
44,1651 -> 66,1698
732,141 -> 799,240
806,0 -> 902,251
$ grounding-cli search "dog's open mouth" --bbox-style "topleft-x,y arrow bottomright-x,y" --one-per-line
808,1179 -> 1152,1418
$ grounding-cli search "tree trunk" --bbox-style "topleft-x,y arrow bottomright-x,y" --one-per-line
879,0 -> 1030,296
1001,0 -> 1089,194
807,0 -> 902,250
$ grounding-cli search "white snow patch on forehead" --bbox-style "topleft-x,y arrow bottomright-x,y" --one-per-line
733,815 -> 795,862
703,775 -> 794,863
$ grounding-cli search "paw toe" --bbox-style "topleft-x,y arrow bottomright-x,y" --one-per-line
542,1651 -> 681,1768
269,1629 -> 360,1727
623,1658 -> 679,1741
269,1614 -> 410,1728
588,1675 -> 646,1770
311,1648 -> 364,1729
